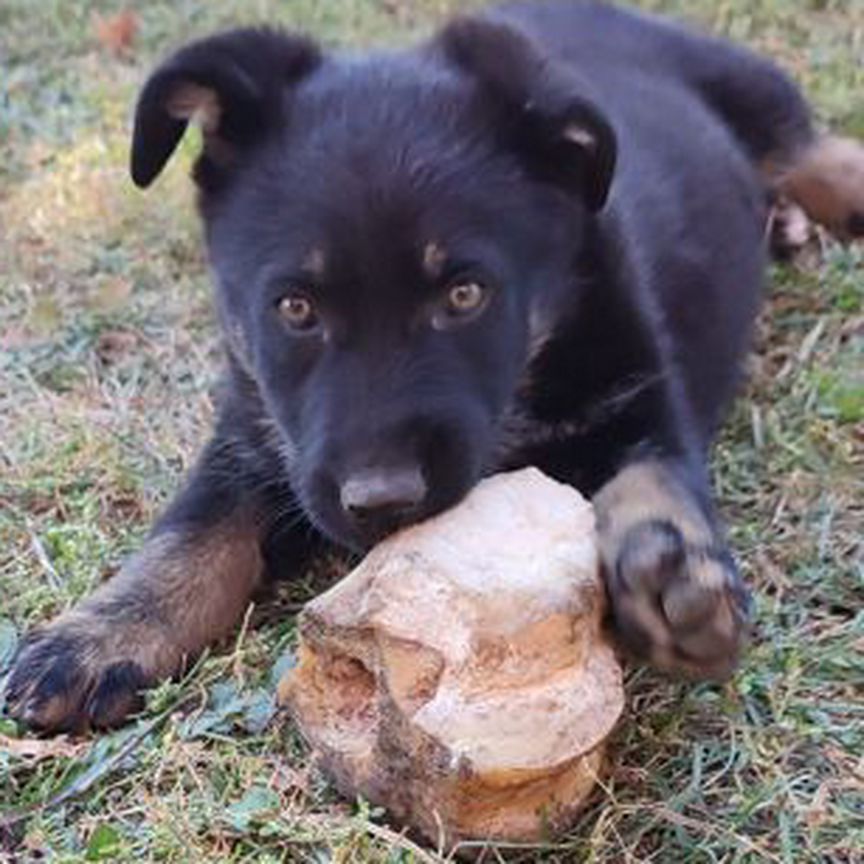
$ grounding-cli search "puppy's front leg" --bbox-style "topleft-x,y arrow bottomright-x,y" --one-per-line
594,459 -> 750,679
4,442 -> 270,733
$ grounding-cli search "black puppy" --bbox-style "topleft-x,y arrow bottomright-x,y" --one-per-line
7,1 -> 864,733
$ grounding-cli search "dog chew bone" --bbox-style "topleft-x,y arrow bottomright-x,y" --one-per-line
278,468 -> 624,846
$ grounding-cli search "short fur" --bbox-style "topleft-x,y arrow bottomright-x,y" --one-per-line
7,1 -> 864,732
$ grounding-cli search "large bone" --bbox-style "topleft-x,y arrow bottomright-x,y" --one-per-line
278,468 -> 624,846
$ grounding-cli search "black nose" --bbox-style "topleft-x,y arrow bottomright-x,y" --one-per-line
339,467 -> 427,534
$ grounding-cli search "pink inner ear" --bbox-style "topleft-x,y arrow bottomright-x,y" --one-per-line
562,125 -> 597,152
166,84 -> 222,133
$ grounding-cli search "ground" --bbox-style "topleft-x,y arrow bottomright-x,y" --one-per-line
0,0 -> 861,861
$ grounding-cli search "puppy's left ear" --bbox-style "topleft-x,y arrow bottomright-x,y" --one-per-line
131,28 -> 320,189
440,17 -> 616,211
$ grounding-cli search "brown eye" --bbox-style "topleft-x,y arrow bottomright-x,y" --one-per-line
277,294 -> 318,331
446,281 -> 487,316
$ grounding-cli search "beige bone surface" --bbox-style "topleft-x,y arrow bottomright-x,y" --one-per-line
278,468 -> 624,846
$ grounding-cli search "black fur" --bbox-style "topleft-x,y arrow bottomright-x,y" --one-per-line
129,1 -> 809,550
6,2 -> 829,731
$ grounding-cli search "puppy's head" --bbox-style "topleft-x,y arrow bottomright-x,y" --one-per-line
131,19 -> 617,550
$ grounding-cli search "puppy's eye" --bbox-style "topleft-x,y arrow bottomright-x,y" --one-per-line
277,294 -> 319,331
445,281 -> 488,317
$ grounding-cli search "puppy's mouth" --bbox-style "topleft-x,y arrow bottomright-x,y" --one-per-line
305,501 -> 413,554
279,418 -> 488,551
300,471 -> 474,554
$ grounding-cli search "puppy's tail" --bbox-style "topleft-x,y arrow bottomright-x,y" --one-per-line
687,39 -> 864,240
736,76 -> 864,240
773,136 -> 864,240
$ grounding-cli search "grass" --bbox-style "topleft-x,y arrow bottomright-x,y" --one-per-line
0,0 -> 862,861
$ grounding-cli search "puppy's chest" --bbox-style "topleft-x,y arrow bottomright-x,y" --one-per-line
493,368 -> 662,491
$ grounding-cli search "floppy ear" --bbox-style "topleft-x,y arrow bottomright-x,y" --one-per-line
131,28 -> 320,189
440,17 -> 616,211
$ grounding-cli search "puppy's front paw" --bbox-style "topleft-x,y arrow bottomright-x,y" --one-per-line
4,615 -> 154,733
607,519 -> 750,679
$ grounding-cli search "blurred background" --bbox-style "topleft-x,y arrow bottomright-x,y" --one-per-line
1,2 -> 862,861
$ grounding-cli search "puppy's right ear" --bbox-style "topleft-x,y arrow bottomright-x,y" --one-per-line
131,28 -> 320,189
440,17 -> 616,211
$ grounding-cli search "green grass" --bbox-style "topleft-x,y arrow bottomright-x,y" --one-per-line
1,0 -> 862,861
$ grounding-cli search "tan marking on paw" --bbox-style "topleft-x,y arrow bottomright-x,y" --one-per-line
106,516 -> 264,658
593,461 -> 747,680
593,460 -> 713,561
6,516 -> 264,732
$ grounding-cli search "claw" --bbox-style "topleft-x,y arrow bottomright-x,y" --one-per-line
3,623 -> 151,733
